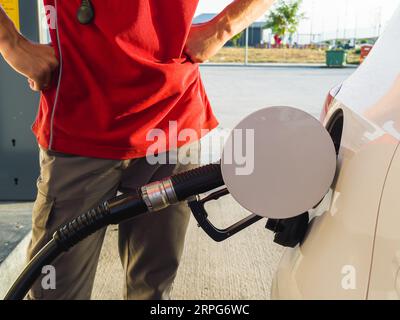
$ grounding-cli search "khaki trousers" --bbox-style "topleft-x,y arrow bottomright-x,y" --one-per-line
27,143 -> 200,300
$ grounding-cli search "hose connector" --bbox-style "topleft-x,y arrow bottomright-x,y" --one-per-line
141,179 -> 178,212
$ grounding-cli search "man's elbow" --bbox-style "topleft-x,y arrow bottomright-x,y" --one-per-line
0,20 -> 20,54
0,32 -> 11,53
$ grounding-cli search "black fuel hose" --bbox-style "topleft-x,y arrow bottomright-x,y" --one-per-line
5,163 -> 223,300
4,239 -> 61,301
171,164 -> 224,201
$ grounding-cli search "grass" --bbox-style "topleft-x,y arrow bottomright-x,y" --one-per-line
209,47 -> 361,65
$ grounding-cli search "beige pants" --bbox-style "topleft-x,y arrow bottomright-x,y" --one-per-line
27,143 -> 200,300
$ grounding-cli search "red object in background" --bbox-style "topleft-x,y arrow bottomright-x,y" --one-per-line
274,34 -> 282,47
360,45 -> 373,64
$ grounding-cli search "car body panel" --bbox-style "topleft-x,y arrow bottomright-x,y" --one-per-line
272,5 -> 400,300
368,146 -> 400,299
272,102 -> 399,299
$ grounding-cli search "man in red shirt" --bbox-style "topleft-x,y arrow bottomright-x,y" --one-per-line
0,0 -> 274,299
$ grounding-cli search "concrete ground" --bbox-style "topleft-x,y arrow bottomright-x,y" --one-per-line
0,65 -> 355,299
200,64 -> 355,130
92,198 -> 284,300
0,203 -> 33,264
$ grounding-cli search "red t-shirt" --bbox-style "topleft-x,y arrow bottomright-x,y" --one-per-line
33,0 -> 219,160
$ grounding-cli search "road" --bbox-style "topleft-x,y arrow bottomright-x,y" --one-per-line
201,65 -> 354,129
0,65 -> 355,300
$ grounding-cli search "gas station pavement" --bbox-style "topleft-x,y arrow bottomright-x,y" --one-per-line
92,198 -> 284,300
0,65 -> 355,299
0,202 -> 32,265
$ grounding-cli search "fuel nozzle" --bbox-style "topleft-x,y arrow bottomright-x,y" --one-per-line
265,212 -> 310,248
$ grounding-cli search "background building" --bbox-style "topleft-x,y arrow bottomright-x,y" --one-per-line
193,14 -> 267,47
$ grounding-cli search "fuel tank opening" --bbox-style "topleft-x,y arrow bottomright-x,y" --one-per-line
326,110 -> 344,155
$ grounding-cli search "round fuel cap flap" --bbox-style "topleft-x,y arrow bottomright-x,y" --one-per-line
221,106 -> 337,219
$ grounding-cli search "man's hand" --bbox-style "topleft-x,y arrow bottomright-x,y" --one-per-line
1,37 -> 59,91
184,22 -> 226,63
0,6 -> 58,91
184,0 -> 275,63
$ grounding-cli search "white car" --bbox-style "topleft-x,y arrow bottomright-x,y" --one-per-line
272,5 -> 400,299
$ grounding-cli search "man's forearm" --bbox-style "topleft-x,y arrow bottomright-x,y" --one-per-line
184,0 -> 275,62
0,5 -> 21,55
213,0 -> 275,43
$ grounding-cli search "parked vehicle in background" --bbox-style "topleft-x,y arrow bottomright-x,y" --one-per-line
360,44 -> 373,64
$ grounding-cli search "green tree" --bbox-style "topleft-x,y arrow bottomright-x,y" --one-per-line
265,0 -> 305,44
231,31 -> 243,47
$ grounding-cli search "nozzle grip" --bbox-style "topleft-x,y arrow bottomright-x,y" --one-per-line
188,189 -> 263,242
